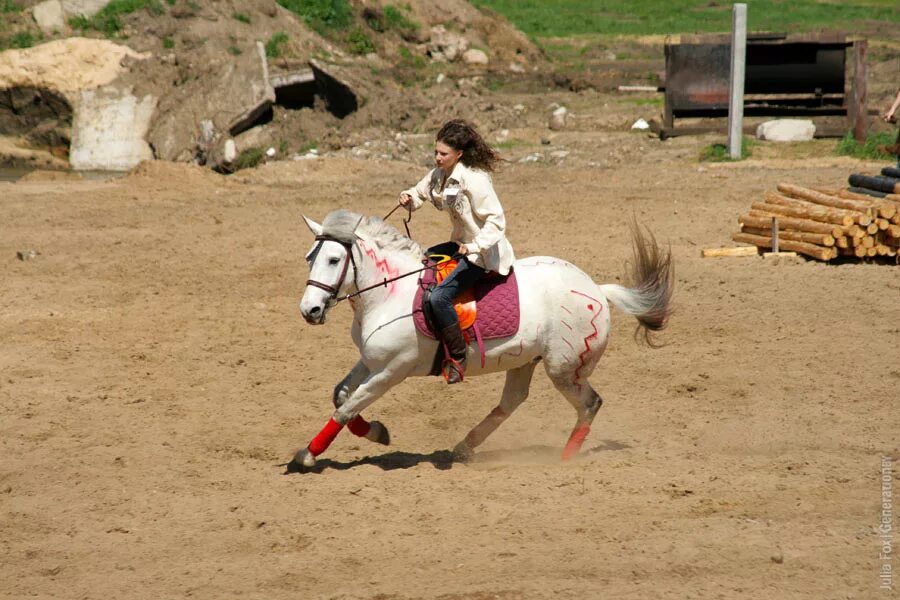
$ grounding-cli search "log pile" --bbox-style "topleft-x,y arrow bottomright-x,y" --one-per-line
732,178 -> 900,261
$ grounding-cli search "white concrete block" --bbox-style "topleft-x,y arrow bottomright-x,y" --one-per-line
756,119 -> 816,142
70,87 -> 156,171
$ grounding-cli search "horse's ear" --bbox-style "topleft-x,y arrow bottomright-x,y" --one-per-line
302,215 -> 323,236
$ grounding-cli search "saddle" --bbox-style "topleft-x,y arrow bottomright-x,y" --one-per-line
413,254 -> 520,375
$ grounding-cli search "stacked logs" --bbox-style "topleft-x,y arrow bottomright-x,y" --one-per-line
732,182 -> 900,261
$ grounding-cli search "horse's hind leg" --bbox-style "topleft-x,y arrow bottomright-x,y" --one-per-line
333,360 -> 390,446
452,360 -> 538,462
550,376 -> 604,461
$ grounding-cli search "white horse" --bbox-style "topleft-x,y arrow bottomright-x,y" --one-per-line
292,209 -> 673,471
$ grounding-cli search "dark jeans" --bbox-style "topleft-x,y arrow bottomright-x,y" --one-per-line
426,243 -> 486,331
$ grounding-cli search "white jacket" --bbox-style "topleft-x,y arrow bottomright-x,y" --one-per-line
403,162 -> 515,275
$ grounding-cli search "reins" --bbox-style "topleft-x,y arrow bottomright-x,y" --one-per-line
382,202 -> 413,238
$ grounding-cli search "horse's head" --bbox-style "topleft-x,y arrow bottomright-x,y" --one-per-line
299,215 -> 358,324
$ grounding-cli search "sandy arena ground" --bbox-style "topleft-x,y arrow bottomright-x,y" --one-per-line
1,127 -> 898,599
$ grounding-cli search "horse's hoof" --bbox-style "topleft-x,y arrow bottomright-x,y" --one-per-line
367,421 -> 391,446
293,448 -> 316,470
451,441 -> 473,463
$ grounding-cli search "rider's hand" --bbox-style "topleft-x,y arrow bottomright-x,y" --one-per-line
460,243 -> 478,256
399,193 -> 413,207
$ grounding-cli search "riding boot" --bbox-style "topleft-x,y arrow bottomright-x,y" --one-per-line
439,323 -> 467,384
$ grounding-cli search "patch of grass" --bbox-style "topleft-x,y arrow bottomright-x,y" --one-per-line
162,36 -> 174,49
68,0 -> 164,36
298,142 -> 318,153
265,31 -> 288,58
186,0 -> 199,11
1,0 -> 21,13
234,147 -> 265,171
228,45 -> 242,55
700,136 -> 755,162
471,0 -> 900,37
233,12 -> 251,23
9,30 -> 37,48
398,45 -> 426,68
346,27 -> 375,55
618,97 -> 663,106
383,4 -> 418,33
495,139 -> 527,150
836,131 -> 896,161
276,0 -> 351,36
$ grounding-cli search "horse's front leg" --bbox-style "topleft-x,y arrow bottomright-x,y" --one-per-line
332,360 -> 390,447
292,366 -> 406,471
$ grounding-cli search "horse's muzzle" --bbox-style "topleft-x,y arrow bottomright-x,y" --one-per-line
300,304 -> 327,324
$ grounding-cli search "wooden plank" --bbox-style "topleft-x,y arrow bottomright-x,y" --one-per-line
701,246 -> 759,258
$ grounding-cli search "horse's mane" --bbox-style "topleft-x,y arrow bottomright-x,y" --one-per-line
321,210 -> 422,257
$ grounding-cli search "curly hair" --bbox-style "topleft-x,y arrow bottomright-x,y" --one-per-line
436,119 -> 500,172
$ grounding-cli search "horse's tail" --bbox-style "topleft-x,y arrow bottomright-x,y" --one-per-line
597,220 -> 674,347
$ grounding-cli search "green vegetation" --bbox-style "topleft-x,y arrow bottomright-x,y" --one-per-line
700,136 -> 755,162
233,12 -> 251,23
1,0 -> 21,13
276,0 -> 352,35
6,30 -> 37,49
618,96 -> 663,107
346,27 -> 375,55
470,0 -> 900,37
228,45 -> 242,55
265,31 -> 289,58
836,131 -> 896,161
495,138 -> 527,150
234,147 -> 265,171
68,0 -> 164,36
398,45 -> 426,68
383,4 -> 418,33
162,36 -> 174,48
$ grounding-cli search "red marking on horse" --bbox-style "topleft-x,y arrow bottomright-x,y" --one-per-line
359,240 -> 400,295
496,339 -> 525,365
569,290 -> 604,388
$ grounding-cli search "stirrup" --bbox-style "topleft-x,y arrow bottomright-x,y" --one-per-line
441,357 -> 465,384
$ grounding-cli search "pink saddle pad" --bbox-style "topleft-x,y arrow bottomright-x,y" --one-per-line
412,265 -> 520,341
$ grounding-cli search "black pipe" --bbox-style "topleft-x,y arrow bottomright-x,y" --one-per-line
848,186 -> 886,198
848,174 -> 900,194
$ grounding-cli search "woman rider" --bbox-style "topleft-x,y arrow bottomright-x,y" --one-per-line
399,119 -> 515,384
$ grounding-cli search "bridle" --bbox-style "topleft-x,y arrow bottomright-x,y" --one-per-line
305,235 -> 359,303
304,204 -> 448,306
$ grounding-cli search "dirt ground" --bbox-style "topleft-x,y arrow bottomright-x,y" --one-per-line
2,106 -> 899,600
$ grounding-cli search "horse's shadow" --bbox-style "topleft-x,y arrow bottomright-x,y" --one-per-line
282,439 -> 629,475
283,449 -> 456,474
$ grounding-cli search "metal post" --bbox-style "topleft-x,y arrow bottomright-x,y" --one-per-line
728,3 -> 747,160
771,217 -> 779,253
851,40 -> 868,143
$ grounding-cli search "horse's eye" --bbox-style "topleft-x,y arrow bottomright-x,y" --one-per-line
328,257 -> 340,266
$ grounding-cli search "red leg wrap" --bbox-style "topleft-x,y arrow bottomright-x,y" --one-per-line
561,424 -> 591,461
308,418 -> 344,456
347,415 -> 371,437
